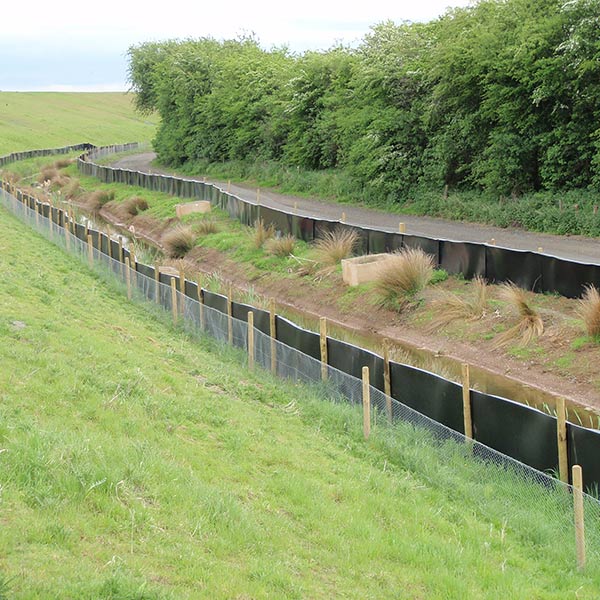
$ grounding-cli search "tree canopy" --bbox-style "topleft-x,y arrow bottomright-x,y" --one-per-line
128,0 -> 600,200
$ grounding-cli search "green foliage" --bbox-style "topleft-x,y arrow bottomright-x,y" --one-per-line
128,0 -> 600,206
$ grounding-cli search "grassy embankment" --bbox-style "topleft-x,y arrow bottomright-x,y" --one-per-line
1,177 -> 600,597
0,92 -> 157,155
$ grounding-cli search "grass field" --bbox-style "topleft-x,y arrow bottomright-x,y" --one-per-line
1,186 -> 600,597
0,92 -> 157,155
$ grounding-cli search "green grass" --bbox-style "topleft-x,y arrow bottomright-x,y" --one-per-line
2,196 -> 600,596
0,92 -> 157,155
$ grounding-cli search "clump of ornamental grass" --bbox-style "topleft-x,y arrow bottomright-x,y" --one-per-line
375,247 -> 435,310
494,282 -> 543,347
428,276 -> 489,330
82,190 -> 115,214
162,224 -> 196,258
577,285 -> 600,338
313,228 -> 360,267
53,158 -> 73,169
253,218 -> 275,248
38,166 -> 58,184
121,196 -> 149,217
266,234 -> 296,257
196,218 -> 219,235
61,178 -> 81,199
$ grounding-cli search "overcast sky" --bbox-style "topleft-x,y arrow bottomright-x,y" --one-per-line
1,0 -> 472,91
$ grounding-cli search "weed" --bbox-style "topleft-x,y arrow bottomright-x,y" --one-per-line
430,269 -> 448,284
374,248 -> 434,310
162,225 -> 196,258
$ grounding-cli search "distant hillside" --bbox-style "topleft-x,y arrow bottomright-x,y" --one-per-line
0,92 -> 157,154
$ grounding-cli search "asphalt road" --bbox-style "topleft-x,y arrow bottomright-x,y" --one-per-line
112,152 -> 600,264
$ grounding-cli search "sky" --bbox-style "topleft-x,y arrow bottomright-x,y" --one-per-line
0,0 -> 472,91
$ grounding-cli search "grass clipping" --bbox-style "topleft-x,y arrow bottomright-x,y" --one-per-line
375,248 -> 434,310
494,283 -> 543,347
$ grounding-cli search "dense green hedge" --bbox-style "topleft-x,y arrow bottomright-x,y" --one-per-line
128,0 -> 600,205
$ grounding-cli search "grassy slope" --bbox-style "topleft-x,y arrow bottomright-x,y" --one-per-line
0,92 -> 157,155
1,201 -> 598,597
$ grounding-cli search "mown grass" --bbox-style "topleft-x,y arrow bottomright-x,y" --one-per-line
0,92 -> 157,155
2,192 -> 600,597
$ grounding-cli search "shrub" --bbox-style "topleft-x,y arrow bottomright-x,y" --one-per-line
266,234 -> 295,257
313,228 -> 360,267
253,219 -> 275,248
162,225 -> 196,258
375,248 -> 434,309
577,285 -> 600,338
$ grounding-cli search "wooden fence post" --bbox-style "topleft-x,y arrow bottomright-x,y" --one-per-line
65,216 -> 71,251
320,317 -> 328,382
170,278 -> 178,325
362,366 -> 371,440
178,266 -> 186,315
572,465 -> 586,570
154,263 -> 160,304
557,397 -> 569,484
197,274 -> 205,330
87,234 -> 93,268
462,363 -> 473,440
383,338 -> 392,421
269,298 -> 277,374
399,222 -> 406,234
248,311 -> 255,371
125,257 -> 132,300
227,285 -> 233,345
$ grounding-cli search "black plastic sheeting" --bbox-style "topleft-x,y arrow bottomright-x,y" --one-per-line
275,316 -> 321,361
231,301 -> 271,336
567,424 -> 600,492
6,168 -> 600,493
471,390 -> 558,473
390,362 -> 465,435
327,338 -> 384,391
77,144 -> 600,299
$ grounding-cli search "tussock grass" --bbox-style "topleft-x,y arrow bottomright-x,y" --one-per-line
494,283 -> 544,347
429,276 -> 488,329
53,158 -> 73,169
162,224 -> 196,258
375,248 -> 434,309
38,166 -> 59,183
253,218 -> 275,248
61,178 -> 81,199
82,190 -> 115,214
121,196 -> 149,217
195,218 -> 219,235
266,234 -> 295,257
577,285 -> 600,338
313,228 -> 359,267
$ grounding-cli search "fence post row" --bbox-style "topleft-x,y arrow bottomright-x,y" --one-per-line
0,167 -> 596,571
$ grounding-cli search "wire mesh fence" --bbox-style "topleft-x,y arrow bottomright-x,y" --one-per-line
2,185 -> 600,571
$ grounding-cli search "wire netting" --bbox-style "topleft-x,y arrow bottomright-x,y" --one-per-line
2,185 -> 600,570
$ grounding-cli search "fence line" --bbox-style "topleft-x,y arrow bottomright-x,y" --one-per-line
2,181 -> 600,571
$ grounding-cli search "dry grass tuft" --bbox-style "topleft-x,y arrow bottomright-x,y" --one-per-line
494,283 -> 543,347
313,228 -> 360,267
577,285 -> 600,338
82,190 -> 115,214
162,225 -> 196,258
266,234 -> 296,257
62,178 -> 81,199
374,247 -> 435,309
429,276 -> 488,330
38,166 -> 59,184
196,218 -> 219,235
53,158 -> 73,169
253,219 -> 275,248
121,197 -> 149,217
